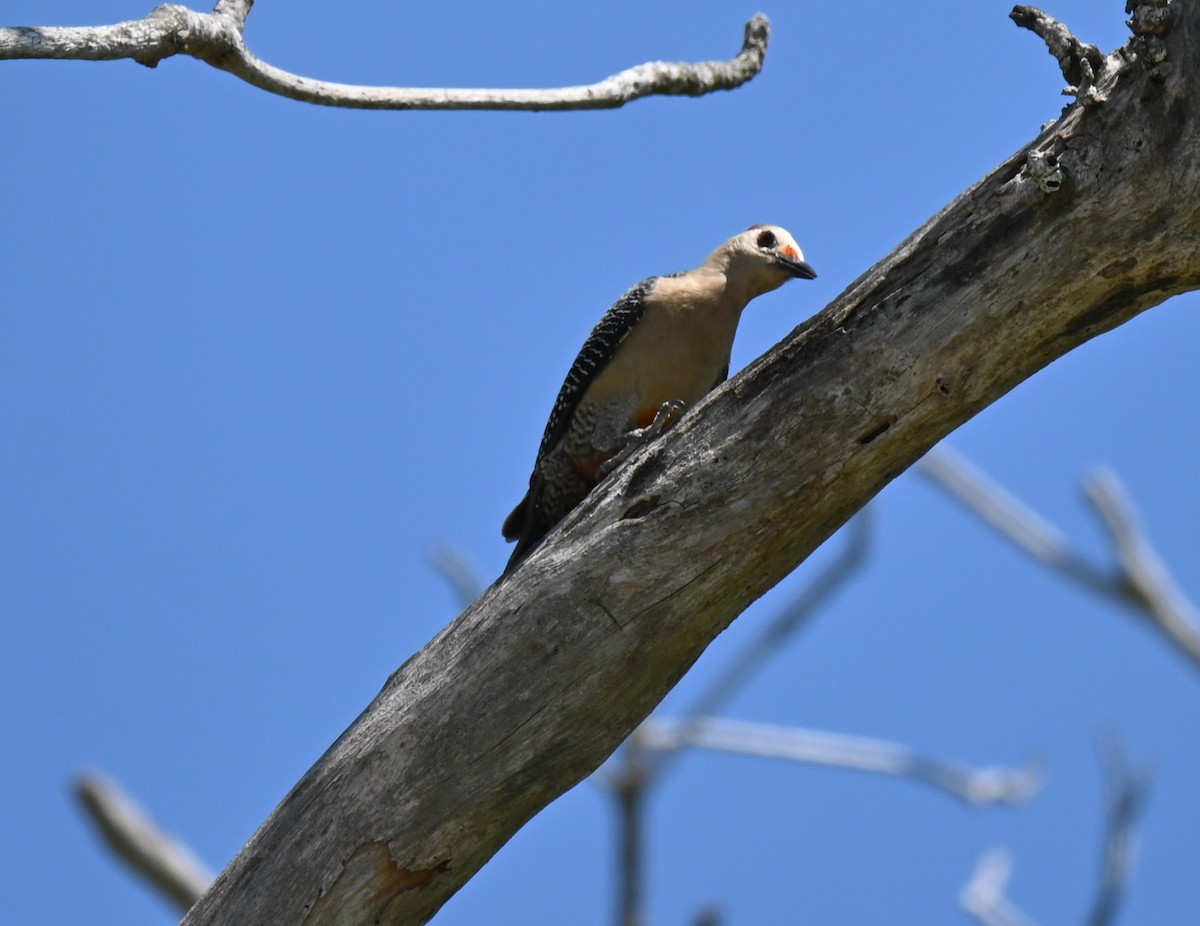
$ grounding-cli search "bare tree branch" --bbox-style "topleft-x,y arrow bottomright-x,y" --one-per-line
211,0 -> 251,31
429,520 -> 867,926
919,448 -> 1116,596
919,450 -> 1200,672
961,742 -> 1150,926
692,906 -> 722,926
1085,739 -> 1151,926
170,4 -> 1200,922
1011,5 -> 1111,102
426,545 -> 484,611
1084,468 -> 1200,667
683,513 -> 871,724
604,516 -> 870,926
607,703 -> 1039,926
961,850 -> 1041,926
0,4 -> 770,111
611,732 -> 651,926
74,773 -> 213,913
640,717 -> 1043,807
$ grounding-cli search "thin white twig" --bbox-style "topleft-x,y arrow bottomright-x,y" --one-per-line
961,849 -> 1041,926
961,742 -> 1151,926
918,448 -> 1114,595
0,4 -> 771,111
920,448 -> 1200,672
75,773 -> 214,912
1084,468 -> 1200,667
639,717 -> 1044,807
427,545 -> 484,611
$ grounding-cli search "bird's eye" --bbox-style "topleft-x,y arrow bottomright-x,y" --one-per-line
755,229 -> 777,249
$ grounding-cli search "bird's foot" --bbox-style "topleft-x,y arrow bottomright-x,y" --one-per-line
596,399 -> 687,478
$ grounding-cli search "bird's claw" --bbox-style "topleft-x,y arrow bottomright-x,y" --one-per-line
596,399 -> 687,478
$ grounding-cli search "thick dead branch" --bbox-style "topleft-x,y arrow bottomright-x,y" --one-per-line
683,513 -> 871,725
75,774 -> 213,912
176,4 -> 1200,924
639,718 -> 1043,807
605,519 -> 869,926
1011,5 -> 1112,102
1128,0 -> 1176,80
920,450 -> 1200,671
0,4 -> 770,111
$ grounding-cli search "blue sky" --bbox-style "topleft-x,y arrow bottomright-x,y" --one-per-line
4,1 -> 1199,923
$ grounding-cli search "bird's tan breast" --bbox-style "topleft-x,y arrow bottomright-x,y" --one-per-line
581,273 -> 741,423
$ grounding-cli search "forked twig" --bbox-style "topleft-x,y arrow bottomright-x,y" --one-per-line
920,448 -> 1200,671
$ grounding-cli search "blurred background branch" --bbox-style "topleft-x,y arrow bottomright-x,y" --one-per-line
75,774 -> 213,913
961,740 -> 1150,926
920,448 -> 1200,670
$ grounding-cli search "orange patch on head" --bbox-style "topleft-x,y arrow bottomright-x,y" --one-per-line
781,245 -> 799,259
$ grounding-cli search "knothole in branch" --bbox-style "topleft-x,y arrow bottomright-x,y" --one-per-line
1026,149 -> 1063,193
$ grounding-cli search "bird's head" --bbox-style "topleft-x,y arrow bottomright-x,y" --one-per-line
708,225 -> 817,299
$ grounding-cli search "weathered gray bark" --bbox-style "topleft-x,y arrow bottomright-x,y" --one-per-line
180,4 -> 1200,924
0,3 -> 769,111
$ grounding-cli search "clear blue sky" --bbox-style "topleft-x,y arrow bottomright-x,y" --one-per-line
4,1 -> 1199,923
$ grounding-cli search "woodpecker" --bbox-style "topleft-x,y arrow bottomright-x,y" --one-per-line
502,225 -> 816,572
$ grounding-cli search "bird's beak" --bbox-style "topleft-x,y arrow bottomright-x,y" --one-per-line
774,249 -> 817,280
